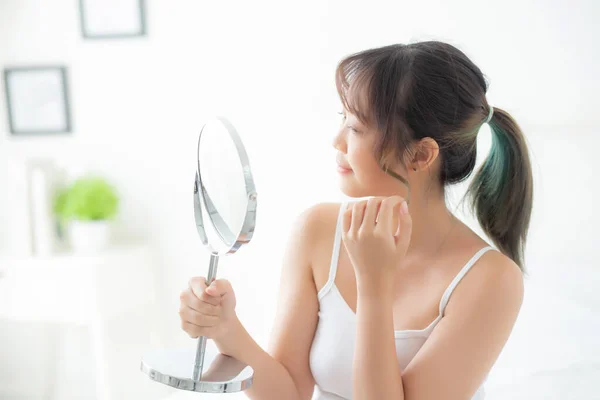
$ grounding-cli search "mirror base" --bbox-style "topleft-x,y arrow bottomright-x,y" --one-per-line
140,346 -> 253,393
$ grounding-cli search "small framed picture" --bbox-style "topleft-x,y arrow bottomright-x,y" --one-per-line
79,0 -> 147,39
3,66 -> 72,135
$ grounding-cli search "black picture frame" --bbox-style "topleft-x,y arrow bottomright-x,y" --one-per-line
79,0 -> 147,39
3,66 -> 72,136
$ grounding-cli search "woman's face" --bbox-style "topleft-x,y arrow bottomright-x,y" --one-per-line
332,110 -> 408,198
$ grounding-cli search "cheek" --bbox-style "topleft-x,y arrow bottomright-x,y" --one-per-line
342,145 -> 394,197
348,147 -> 383,177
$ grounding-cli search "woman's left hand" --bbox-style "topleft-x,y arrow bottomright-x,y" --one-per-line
341,196 -> 412,289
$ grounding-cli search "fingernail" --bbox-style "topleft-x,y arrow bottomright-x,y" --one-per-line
400,201 -> 409,215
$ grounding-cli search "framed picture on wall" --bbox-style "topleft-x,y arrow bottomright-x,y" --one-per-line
3,66 -> 72,135
79,0 -> 147,39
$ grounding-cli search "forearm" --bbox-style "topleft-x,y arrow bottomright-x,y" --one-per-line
353,282 -> 404,400
216,318 -> 303,400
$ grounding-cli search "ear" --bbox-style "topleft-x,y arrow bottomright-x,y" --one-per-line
409,137 -> 439,171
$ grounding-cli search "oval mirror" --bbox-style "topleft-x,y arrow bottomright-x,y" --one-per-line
141,116 -> 257,393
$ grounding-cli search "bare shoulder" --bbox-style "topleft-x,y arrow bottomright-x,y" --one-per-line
287,202 -> 344,284
268,202 -> 344,399
401,247 -> 526,398
446,248 -> 524,316
291,202 -> 342,248
295,201 -> 341,226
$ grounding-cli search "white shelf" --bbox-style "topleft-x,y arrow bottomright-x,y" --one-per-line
0,381 -> 35,397
0,243 -> 158,324
0,242 -> 161,400
0,242 -> 151,269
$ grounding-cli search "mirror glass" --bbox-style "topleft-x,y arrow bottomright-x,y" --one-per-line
196,117 -> 256,255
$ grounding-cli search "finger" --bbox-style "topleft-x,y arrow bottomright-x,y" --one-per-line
393,202 -> 402,237
342,203 -> 352,235
181,321 -> 200,338
188,278 -> 220,306
376,196 -> 404,235
205,278 -> 233,298
199,290 -> 221,306
179,290 -> 220,316
179,306 -> 220,327
189,276 -> 208,298
395,200 -> 412,250
350,201 -> 367,235
362,197 -> 383,230
181,321 -> 216,339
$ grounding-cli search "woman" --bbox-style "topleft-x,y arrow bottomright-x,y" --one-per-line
179,40 -> 533,400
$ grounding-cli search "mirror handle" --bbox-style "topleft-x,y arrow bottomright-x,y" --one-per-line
192,253 -> 219,381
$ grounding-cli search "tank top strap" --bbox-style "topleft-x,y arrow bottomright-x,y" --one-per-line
318,201 -> 348,300
438,246 -> 495,315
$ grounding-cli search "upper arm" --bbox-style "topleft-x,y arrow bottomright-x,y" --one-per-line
402,251 -> 524,400
267,203 -> 334,400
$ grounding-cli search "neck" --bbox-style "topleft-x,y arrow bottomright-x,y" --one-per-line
404,189 -> 455,257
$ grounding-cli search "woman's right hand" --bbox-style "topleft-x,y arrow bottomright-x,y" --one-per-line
179,277 -> 239,342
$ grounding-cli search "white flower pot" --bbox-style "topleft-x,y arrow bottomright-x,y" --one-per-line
69,220 -> 112,253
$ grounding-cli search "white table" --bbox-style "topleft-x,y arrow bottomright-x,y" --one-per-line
0,243 -> 159,400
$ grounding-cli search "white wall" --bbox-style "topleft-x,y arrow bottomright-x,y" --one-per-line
0,0 -> 598,399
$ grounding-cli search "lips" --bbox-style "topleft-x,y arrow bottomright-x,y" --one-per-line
336,155 -> 352,170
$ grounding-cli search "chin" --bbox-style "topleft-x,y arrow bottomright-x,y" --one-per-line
339,177 -> 373,198
339,176 -> 399,199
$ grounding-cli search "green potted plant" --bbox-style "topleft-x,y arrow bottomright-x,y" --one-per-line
54,176 -> 119,253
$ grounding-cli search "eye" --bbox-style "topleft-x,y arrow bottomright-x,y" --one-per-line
338,111 -> 361,134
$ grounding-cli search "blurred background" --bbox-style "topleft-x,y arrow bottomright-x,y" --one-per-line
0,0 -> 598,399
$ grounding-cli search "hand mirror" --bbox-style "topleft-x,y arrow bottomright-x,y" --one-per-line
140,116 -> 257,393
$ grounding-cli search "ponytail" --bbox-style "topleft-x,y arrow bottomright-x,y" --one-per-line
467,107 -> 533,270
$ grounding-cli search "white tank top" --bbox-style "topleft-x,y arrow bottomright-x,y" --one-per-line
309,202 -> 494,400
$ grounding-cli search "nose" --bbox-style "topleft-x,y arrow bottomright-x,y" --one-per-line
332,128 -> 347,153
